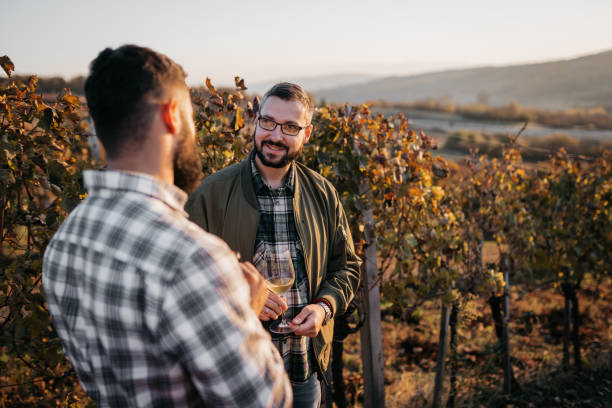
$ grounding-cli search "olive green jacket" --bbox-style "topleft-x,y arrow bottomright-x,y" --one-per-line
185,152 -> 361,378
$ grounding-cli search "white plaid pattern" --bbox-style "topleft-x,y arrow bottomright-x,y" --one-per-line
43,170 -> 291,408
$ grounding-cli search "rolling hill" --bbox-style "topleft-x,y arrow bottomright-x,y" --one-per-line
314,49 -> 612,110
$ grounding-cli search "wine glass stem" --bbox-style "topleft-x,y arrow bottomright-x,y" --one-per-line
280,292 -> 290,327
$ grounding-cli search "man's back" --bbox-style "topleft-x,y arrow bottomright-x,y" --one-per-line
43,170 -> 291,407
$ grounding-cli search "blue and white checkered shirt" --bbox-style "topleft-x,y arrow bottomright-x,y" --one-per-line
43,170 -> 291,408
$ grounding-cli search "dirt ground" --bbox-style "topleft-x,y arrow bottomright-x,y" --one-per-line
337,274 -> 612,407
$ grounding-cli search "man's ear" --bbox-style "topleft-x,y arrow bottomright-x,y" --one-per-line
160,99 -> 180,134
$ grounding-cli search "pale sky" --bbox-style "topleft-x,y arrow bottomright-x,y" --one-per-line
2,0 -> 612,86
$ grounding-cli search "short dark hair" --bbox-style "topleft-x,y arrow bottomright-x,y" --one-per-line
84,45 -> 187,158
260,82 -> 314,123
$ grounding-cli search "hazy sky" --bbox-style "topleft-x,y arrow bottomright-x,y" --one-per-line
2,0 -> 612,86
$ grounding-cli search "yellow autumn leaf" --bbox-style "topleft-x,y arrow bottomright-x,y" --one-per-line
409,187 -> 421,197
234,107 -> 244,131
431,186 -> 444,200
445,211 -> 456,224
62,93 -> 80,105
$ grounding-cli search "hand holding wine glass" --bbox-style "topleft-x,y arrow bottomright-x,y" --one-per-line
238,261 -> 267,315
257,248 -> 295,334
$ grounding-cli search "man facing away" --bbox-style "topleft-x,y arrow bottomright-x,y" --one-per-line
42,45 -> 292,407
186,83 -> 361,407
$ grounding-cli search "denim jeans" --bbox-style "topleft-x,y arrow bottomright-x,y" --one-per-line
292,374 -> 321,408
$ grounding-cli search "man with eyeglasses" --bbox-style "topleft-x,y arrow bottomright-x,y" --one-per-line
186,83 -> 361,407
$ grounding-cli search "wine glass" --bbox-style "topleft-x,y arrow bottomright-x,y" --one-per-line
257,248 -> 295,334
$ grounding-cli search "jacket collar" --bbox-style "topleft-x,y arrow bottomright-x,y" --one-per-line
250,155 -> 295,196
240,150 -> 303,212
240,151 -> 260,210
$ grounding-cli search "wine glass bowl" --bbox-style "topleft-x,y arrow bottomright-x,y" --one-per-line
257,248 -> 295,334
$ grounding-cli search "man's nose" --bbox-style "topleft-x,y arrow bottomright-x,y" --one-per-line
268,125 -> 284,140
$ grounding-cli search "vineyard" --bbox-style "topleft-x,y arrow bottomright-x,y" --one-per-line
1,58 -> 611,407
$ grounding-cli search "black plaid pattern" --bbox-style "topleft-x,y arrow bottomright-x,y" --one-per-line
43,170 -> 291,407
251,160 -> 312,383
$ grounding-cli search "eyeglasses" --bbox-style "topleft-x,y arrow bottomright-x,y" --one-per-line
257,116 -> 308,137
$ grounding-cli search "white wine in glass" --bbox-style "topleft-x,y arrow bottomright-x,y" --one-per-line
259,248 -> 295,334
266,277 -> 294,295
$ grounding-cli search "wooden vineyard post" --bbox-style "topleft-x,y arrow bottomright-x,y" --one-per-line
447,303 -> 459,408
571,287 -> 582,370
502,268 -> 512,394
433,303 -> 451,408
562,272 -> 572,372
359,200 -> 385,408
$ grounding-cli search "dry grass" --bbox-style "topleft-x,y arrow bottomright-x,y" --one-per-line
337,275 -> 612,407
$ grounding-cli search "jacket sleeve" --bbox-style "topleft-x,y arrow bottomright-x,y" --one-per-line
316,191 -> 361,317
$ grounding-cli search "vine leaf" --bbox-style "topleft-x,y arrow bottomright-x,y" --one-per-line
232,107 -> 244,131
205,77 -> 217,96
1,55 -> 15,78
234,76 -> 247,91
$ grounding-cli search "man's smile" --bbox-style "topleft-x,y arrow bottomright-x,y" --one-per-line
263,141 -> 288,152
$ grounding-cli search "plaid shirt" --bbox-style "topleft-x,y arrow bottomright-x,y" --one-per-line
43,170 -> 291,408
250,160 -> 313,383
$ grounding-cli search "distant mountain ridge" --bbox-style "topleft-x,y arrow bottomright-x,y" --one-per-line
314,50 -> 612,111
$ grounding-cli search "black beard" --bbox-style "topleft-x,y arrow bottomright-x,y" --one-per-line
254,140 -> 298,169
173,130 -> 202,194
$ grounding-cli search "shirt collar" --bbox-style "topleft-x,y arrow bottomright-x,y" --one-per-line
250,155 -> 295,195
83,170 -> 188,216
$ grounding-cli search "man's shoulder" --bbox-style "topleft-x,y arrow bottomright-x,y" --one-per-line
294,161 -> 339,198
180,215 -> 228,246
46,192 -> 229,270
152,205 -> 236,265
205,161 -> 244,183
191,161 -> 245,197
